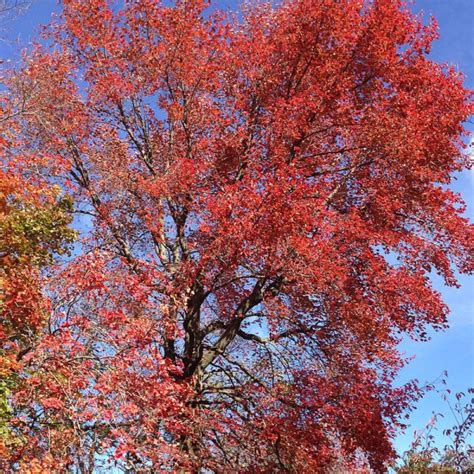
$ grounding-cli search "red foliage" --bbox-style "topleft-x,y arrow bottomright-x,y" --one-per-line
1,0 -> 472,471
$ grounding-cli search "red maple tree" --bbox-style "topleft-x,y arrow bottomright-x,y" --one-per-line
1,0 -> 472,471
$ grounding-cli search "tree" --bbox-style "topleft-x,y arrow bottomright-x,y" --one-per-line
0,169 -> 75,461
396,388 -> 474,473
1,0 -> 472,471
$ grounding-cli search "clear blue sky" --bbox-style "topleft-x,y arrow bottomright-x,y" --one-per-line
1,0 -> 472,461
393,0 -> 474,456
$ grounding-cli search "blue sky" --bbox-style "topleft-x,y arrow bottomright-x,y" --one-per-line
393,0 -> 474,456
1,0 -> 472,461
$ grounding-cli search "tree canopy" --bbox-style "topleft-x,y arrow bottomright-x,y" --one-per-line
0,0 -> 472,472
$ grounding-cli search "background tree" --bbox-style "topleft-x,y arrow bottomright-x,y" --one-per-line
396,388 -> 474,473
0,0 -> 75,455
0,171 -> 75,462
1,0 -> 473,472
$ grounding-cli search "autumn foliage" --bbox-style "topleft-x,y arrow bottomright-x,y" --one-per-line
0,170 -> 74,461
0,0 -> 472,471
